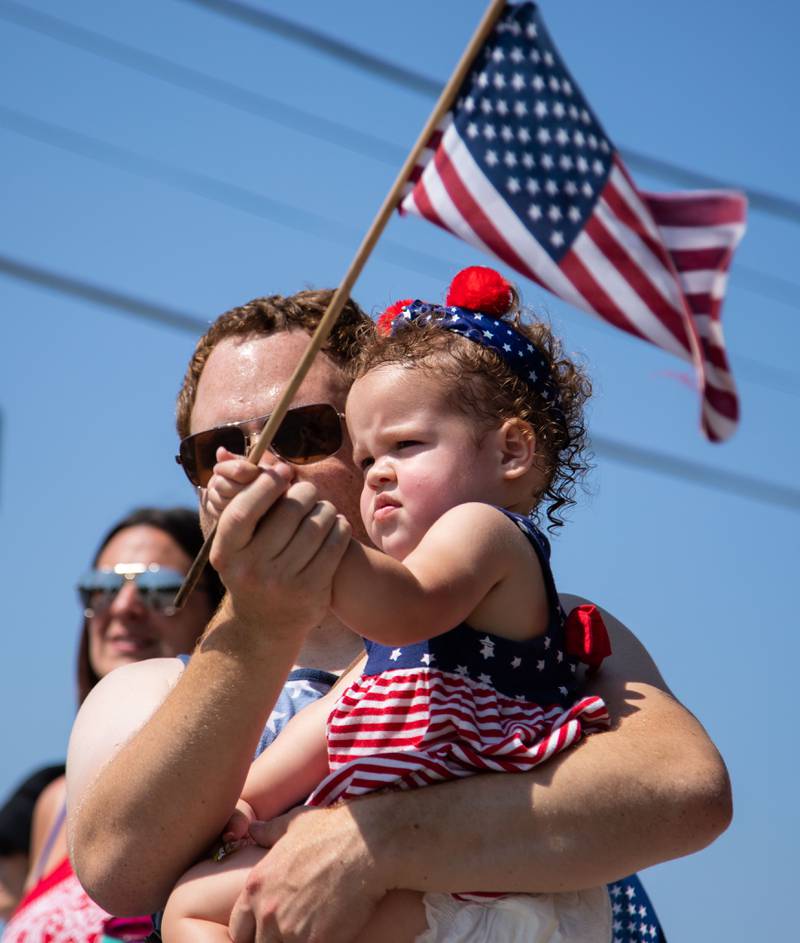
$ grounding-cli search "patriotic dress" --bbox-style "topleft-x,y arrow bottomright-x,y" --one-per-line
1,800 -> 153,943
154,650 -> 662,942
2,857 -> 109,943
307,509 -> 610,809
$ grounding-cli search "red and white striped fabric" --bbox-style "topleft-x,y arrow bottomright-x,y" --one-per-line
306,668 -> 608,808
399,2 -> 747,441
641,188 -> 746,440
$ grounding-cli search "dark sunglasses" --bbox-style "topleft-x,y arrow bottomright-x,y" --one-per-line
77,564 -> 186,617
175,402 -> 345,489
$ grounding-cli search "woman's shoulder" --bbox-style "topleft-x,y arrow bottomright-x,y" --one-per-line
30,777 -> 66,851
26,776 -> 67,892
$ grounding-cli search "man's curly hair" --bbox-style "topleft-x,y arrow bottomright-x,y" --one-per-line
176,290 -> 372,440
350,308 -> 593,532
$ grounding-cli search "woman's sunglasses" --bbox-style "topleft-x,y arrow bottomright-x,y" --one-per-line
175,402 -> 345,489
77,564 -> 186,617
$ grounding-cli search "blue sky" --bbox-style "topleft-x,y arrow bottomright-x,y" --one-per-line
1,2 -> 797,938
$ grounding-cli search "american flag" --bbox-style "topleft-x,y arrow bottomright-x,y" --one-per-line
400,1 -> 747,442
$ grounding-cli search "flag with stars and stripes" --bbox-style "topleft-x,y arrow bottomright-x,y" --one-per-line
400,1 -> 747,442
609,875 -> 665,943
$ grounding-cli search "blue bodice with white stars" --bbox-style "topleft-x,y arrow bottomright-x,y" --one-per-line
363,508 -> 581,708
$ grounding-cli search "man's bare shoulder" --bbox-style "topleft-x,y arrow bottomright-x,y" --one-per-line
99,656 -> 185,693
66,658 -> 187,808
77,657 -> 187,725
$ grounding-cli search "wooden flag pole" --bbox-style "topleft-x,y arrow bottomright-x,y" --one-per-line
174,0 -> 508,609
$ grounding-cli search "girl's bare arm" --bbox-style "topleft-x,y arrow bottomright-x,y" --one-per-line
240,662 -> 361,822
333,503 -> 545,645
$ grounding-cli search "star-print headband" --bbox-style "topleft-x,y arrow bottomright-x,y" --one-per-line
377,266 -> 555,401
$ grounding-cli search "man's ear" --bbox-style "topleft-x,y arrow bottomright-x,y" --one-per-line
497,419 -> 537,480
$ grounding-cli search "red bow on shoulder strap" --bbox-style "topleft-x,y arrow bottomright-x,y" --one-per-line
564,604 -> 612,675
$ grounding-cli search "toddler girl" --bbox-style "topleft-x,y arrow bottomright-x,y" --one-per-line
162,266 -> 613,942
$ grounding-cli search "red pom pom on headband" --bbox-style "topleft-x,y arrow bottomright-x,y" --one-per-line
377,268 -> 512,334
376,298 -> 413,336
446,266 -> 513,316
373,271 -> 555,404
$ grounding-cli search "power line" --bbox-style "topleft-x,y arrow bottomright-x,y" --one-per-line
2,251 -> 798,512
593,435 -> 800,511
177,0 -> 800,224
730,263 -> 800,313
0,1 -> 401,166
727,353 -> 800,399
0,255 -> 207,333
177,0 -> 441,97
0,104 -> 449,281
620,150 -> 800,226
3,5 -> 800,322
1,103 -> 798,399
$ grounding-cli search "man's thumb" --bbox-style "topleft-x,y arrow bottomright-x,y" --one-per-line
248,814 -> 289,848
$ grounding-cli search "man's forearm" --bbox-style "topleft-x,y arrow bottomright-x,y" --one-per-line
218,600 -> 730,942
346,681 -> 730,895
329,600 -> 731,896
238,672 -> 730,943
70,603 -> 302,916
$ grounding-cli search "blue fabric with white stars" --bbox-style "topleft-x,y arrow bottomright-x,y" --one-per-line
393,300 -> 556,401
452,1 -> 614,262
609,875 -> 665,942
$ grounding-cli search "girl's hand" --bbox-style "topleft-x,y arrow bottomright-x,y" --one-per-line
204,448 -> 294,527
223,798 -> 257,844
210,471 -> 352,641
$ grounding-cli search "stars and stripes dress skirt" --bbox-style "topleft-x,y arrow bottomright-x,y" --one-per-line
305,510 -> 614,940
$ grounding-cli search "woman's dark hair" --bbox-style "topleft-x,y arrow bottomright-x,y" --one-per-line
76,507 -> 224,704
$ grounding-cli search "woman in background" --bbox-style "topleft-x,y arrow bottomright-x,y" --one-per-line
2,507 -> 222,943
0,765 -> 65,924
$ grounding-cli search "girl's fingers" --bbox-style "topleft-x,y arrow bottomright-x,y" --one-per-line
211,468 -> 302,562
211,454 -> 296,487
212,458 -> 264,486
222,808 -> 252,842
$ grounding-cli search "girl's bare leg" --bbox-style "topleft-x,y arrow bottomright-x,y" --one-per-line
164,846 -> 428,943
352,890 -> 428,943
162,845 -> 267,943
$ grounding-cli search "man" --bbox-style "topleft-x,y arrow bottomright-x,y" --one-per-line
67,290 -> 731,942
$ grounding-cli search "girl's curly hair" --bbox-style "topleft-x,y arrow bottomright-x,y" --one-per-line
350,304 -> 592,532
